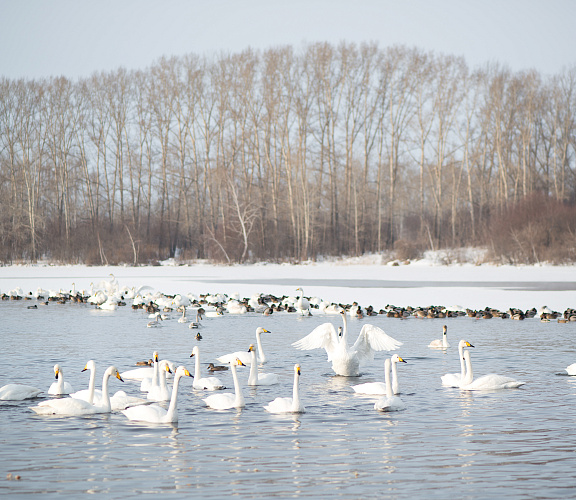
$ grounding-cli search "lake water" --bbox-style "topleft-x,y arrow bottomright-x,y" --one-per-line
2,299 -> 576,498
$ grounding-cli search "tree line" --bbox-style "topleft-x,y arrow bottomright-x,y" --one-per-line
1,42 -> 576,265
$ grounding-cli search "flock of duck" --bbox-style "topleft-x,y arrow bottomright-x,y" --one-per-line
1,278 -> 575,425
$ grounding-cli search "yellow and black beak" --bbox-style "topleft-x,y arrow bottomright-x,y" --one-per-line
116,371 -> 124,382
189,352 -> 195,358
398,356 -> 407,364
236,359 -> 246,367
165,365 -> 173,374
184,368 -> 192,377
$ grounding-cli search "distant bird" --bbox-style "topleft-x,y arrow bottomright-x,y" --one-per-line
428,325 -> 450,349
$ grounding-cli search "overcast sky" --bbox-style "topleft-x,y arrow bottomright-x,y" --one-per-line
1,0 -> 575,80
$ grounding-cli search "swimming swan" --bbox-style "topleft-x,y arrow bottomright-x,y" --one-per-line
459,350 -> 526,390
374,358 -> 406,412
0,384 -> 42,400
203,359 -> 246,410
428,325 -> 450,349
30,366 -> 124,415
48,364 -> 74,395
147,360 -> 173,401
255,327 -> 272,363
122,366 -> 192,423
264,364 -> 305,413
292,311 -> 402,376
441,340 -> 475,387
70,360 -> 150,410
190,346 -> 225,390
352,354 -> 406,395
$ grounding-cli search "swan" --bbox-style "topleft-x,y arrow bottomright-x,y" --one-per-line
121,351 -> 158,381
566,363 -> 576,375
255,327 -> 272,363
295,287 -> 311,316
48,364 -> 74,395
0,384 -> 42,400
219,345 -> 278,386
30,366 -> 124,415
373,359 -> 406,412
122,366 -> 192,423
70,361 -> 150,410
177,306 -> 188,323
264,364 -> 305,413
441,340 -> 475,387
428,325 -> 450,349
352,354 -> 407,395
292,311 -> 402,376
147,361 -> 173,401
190,346 -> 225,390
203,359 -> 246,410
459,350 -> 526,390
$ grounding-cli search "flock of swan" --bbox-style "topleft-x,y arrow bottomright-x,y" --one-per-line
3,279 -> 575,426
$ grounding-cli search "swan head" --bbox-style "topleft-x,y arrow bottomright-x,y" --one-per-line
53,364 -> 61,378
190,346 -> 200,357
458,340 -> 474,349
175,366 -> 193,378
105,366 -> 124,382
443,325 -> 447,335
82,360 -> 96,372
295,364 -> 301,376
256,327 -> 271,335
248,344 -> 255,352
153,351 -> 159,362
391,354 -> 407,364
160,360 -> 173,374
234,358 -> 246,367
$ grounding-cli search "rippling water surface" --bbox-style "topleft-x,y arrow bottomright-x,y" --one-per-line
2,300 -> 576,498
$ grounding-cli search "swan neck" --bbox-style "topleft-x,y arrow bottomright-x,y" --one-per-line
384,359 -> 393,397
256,332 -> 266,362
340,314 -> 348,344
193,351 -> 201,379
88,366 -> 96,405
152,359 -> 159,385
100,372 -> 112,411
292,371 -> 300,410
166,373 -> 182,419
248,350 -> 258,385
391,360 -> 399,395
231,363 -> 244,406
462,353 -> 473,386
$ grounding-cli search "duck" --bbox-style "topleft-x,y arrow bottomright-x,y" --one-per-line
292,311 -> 402,376
207,363 -> 228,372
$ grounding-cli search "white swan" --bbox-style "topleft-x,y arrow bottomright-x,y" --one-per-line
459,350 -> 526,390
147,360 -> 172,401
441,340 -> 475,387
374,359 -> 406,412
203,359 -> 246,410
70,360 -> 150,410
428,325 -> 450,349
295,287 -> 311,316
48,364 -> 74,395
352,354 -> 406,395
255,327 -> 272,363
0,384 -> 42,400
292,311 -> 402,376
177,306 -> 188,323
122,366 -> 192,423
264,364 -> 305,413
566,363 -> 576,375
30,366 -> 124,415
245,345 -> 279,386
190,346 -> 225,390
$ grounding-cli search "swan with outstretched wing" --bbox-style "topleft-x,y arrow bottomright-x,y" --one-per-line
292,311 -> 402,376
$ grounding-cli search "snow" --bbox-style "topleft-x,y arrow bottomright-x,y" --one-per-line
1,253 -> 575,313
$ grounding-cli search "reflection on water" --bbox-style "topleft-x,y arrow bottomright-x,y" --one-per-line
2,300 -> 576,498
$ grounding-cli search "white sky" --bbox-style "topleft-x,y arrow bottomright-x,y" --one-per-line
0,0 -> 574,80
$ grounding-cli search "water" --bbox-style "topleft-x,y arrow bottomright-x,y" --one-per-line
2,300 -> 576,498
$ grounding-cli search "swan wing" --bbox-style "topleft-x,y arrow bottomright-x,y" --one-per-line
291,323 -> 339,359
353,324 -> 403,363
